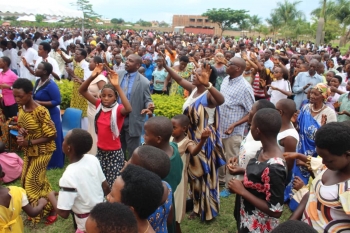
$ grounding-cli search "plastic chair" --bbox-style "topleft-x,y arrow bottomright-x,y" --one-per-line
61,108 -> 83,138
8,129 -> 19,151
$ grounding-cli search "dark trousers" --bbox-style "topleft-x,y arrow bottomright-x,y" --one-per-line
120,124 -> 141,160
153,89 -> 168,95
2,103 -> 18,120
234,194 -> 241,230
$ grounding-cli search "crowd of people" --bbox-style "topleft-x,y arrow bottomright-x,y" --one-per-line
0,26 -> 350,233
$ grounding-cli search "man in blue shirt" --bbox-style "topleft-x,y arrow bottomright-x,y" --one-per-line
293,60 -> 324,109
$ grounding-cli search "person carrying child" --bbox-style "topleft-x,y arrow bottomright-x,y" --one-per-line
79,63 -> 132,187
47,129 -> 110,233
0,164 -> 48,232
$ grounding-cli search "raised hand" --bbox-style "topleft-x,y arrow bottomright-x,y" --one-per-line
259,79 -> 267,88
107,70 -> 119,87
321,114 -> 327,126
91,63 -> 104,78
197,63 -> 212,87
21,57 -> 28,67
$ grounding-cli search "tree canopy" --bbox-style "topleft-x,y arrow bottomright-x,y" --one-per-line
202,8 -> 249,35
35,14 -> 45,23
71,0 -> 100,27
111,18 -> 124,24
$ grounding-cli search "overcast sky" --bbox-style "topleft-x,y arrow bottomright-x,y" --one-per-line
59,0 -> 320,23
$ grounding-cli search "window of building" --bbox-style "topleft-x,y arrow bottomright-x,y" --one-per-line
205,19 -> 209,23
189,18 -> 195,22
197,18 -> 203,22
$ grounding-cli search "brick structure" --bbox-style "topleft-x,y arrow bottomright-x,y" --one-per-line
172,15 -> 221,35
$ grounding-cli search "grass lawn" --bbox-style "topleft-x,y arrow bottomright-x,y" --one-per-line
6,158 -> 291,233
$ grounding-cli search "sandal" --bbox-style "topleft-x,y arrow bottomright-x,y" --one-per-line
45,215 -> 58,225
188,212 -> 198,220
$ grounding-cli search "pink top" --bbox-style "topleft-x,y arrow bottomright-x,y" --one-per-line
0,69 -> 17,106
0,152 -> 23,183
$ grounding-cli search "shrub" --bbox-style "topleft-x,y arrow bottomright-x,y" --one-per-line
152,94 -> 185,119
56,79 -> 73,110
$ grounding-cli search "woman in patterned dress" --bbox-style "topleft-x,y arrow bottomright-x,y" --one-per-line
12,78 -> 57,224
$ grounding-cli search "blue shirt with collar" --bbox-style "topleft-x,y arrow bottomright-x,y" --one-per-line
120,71 -> 137,102
292,71 -> 323,109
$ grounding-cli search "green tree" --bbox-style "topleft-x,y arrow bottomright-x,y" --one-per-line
35,14 -> 45,23
332,0 -> 350,46
266,13 -> 282,37
71,0 -> 101,28
202,8 -> 249,36
249,15 -> 262,35
4,16 -> 17,21
159,21 -> 169,27
136,19 -> 152,27
111,18 -> 124,24
274,0 -> 304,25
311,0 -> 335,24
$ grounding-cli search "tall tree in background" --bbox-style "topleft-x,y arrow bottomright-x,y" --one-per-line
202,8 -> 249,36
71,0 -> 100,28
266,13 -> 282,38
35,14 -> 45,23
111,18 -> 124,24
274,0 -> 304,25
249,15 -> 262,35
332,0 -> 350,46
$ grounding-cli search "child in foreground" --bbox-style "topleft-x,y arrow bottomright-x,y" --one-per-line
48,129 -> 110,233
170,114 -> 210,232
143,116 -> 183,233
228,108 -> 287,233
0,164 -> 48,232
128,145 -> 172,233
85,202 -> 138,233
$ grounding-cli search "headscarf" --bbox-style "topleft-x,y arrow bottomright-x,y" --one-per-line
312,83 -> 330,100
90,40 -> 97,46
142,53 -> 153,62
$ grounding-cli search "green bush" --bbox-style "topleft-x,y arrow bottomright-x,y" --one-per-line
56,80 -> 73,110
152,94 -> 185,119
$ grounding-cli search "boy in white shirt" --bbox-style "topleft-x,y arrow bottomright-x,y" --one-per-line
48,129 -> 110,233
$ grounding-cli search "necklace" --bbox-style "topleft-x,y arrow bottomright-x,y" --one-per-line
311,103 -> 324,113
34,78 -> 49,94
143,222 -> 150,233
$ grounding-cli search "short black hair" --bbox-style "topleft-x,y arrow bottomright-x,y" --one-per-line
8,41 -> 16,49
179,55 -> 189,63
134,145 -> 170,179
13,78 -> 33,93
92,56 -> 103,64
98,42 -> 106,51
271,220 -> 317,233
1,56 -> 11,67
39,42 -> 51,53
41,62 -> 53,75
146,116 -> 173,142
24,39 -> 33,47
89,202 -> 137,233
276,99 -> 296,119
76,48 -> 87,58
120,164 -> 163,219
253,108 -> 281,137
333,75 -> 342,84
255,99 -> 276,111
66,129 -> 92,156
315,122 -> 350,156
172,114 -> 190,127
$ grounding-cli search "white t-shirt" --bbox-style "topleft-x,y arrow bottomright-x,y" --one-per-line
267,79 -> 291,105
34,56 -> 61,80
237,131 -> 262,180
277,126 -> 299,152
33,38 -> 42,51
20,48 -> 38,81
57,154 -> 106,231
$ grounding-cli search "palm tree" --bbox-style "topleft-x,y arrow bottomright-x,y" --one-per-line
332,0 -> 350,46
249,15 -> 262,35
311,0 -> 335,24
274,0 -> 304,25
266,13 -> 282,38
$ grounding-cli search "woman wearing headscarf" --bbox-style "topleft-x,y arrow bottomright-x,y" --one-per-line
284,83 -> 337,211
141,53 -> 154,93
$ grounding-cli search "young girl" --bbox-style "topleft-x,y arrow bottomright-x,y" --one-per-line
153,59 -> 168,95
0,164 -> 48,232
263,66 -> 292,105
79,64 -> 132,187
171,114 -> 210,231
228,108 -> 287,233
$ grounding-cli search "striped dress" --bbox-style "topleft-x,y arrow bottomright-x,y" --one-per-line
18,105 -> 56,223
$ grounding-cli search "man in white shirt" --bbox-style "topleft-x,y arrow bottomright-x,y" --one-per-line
19,40 -> 37,81
50,40 -> 71,79
57,32 -> 67,51
32,32 -> 43,51
23,42 -> 61,81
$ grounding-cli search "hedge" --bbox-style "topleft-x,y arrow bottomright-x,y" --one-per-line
56,81 -> 185,118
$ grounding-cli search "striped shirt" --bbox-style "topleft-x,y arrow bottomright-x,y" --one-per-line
219,75 -> 255,138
